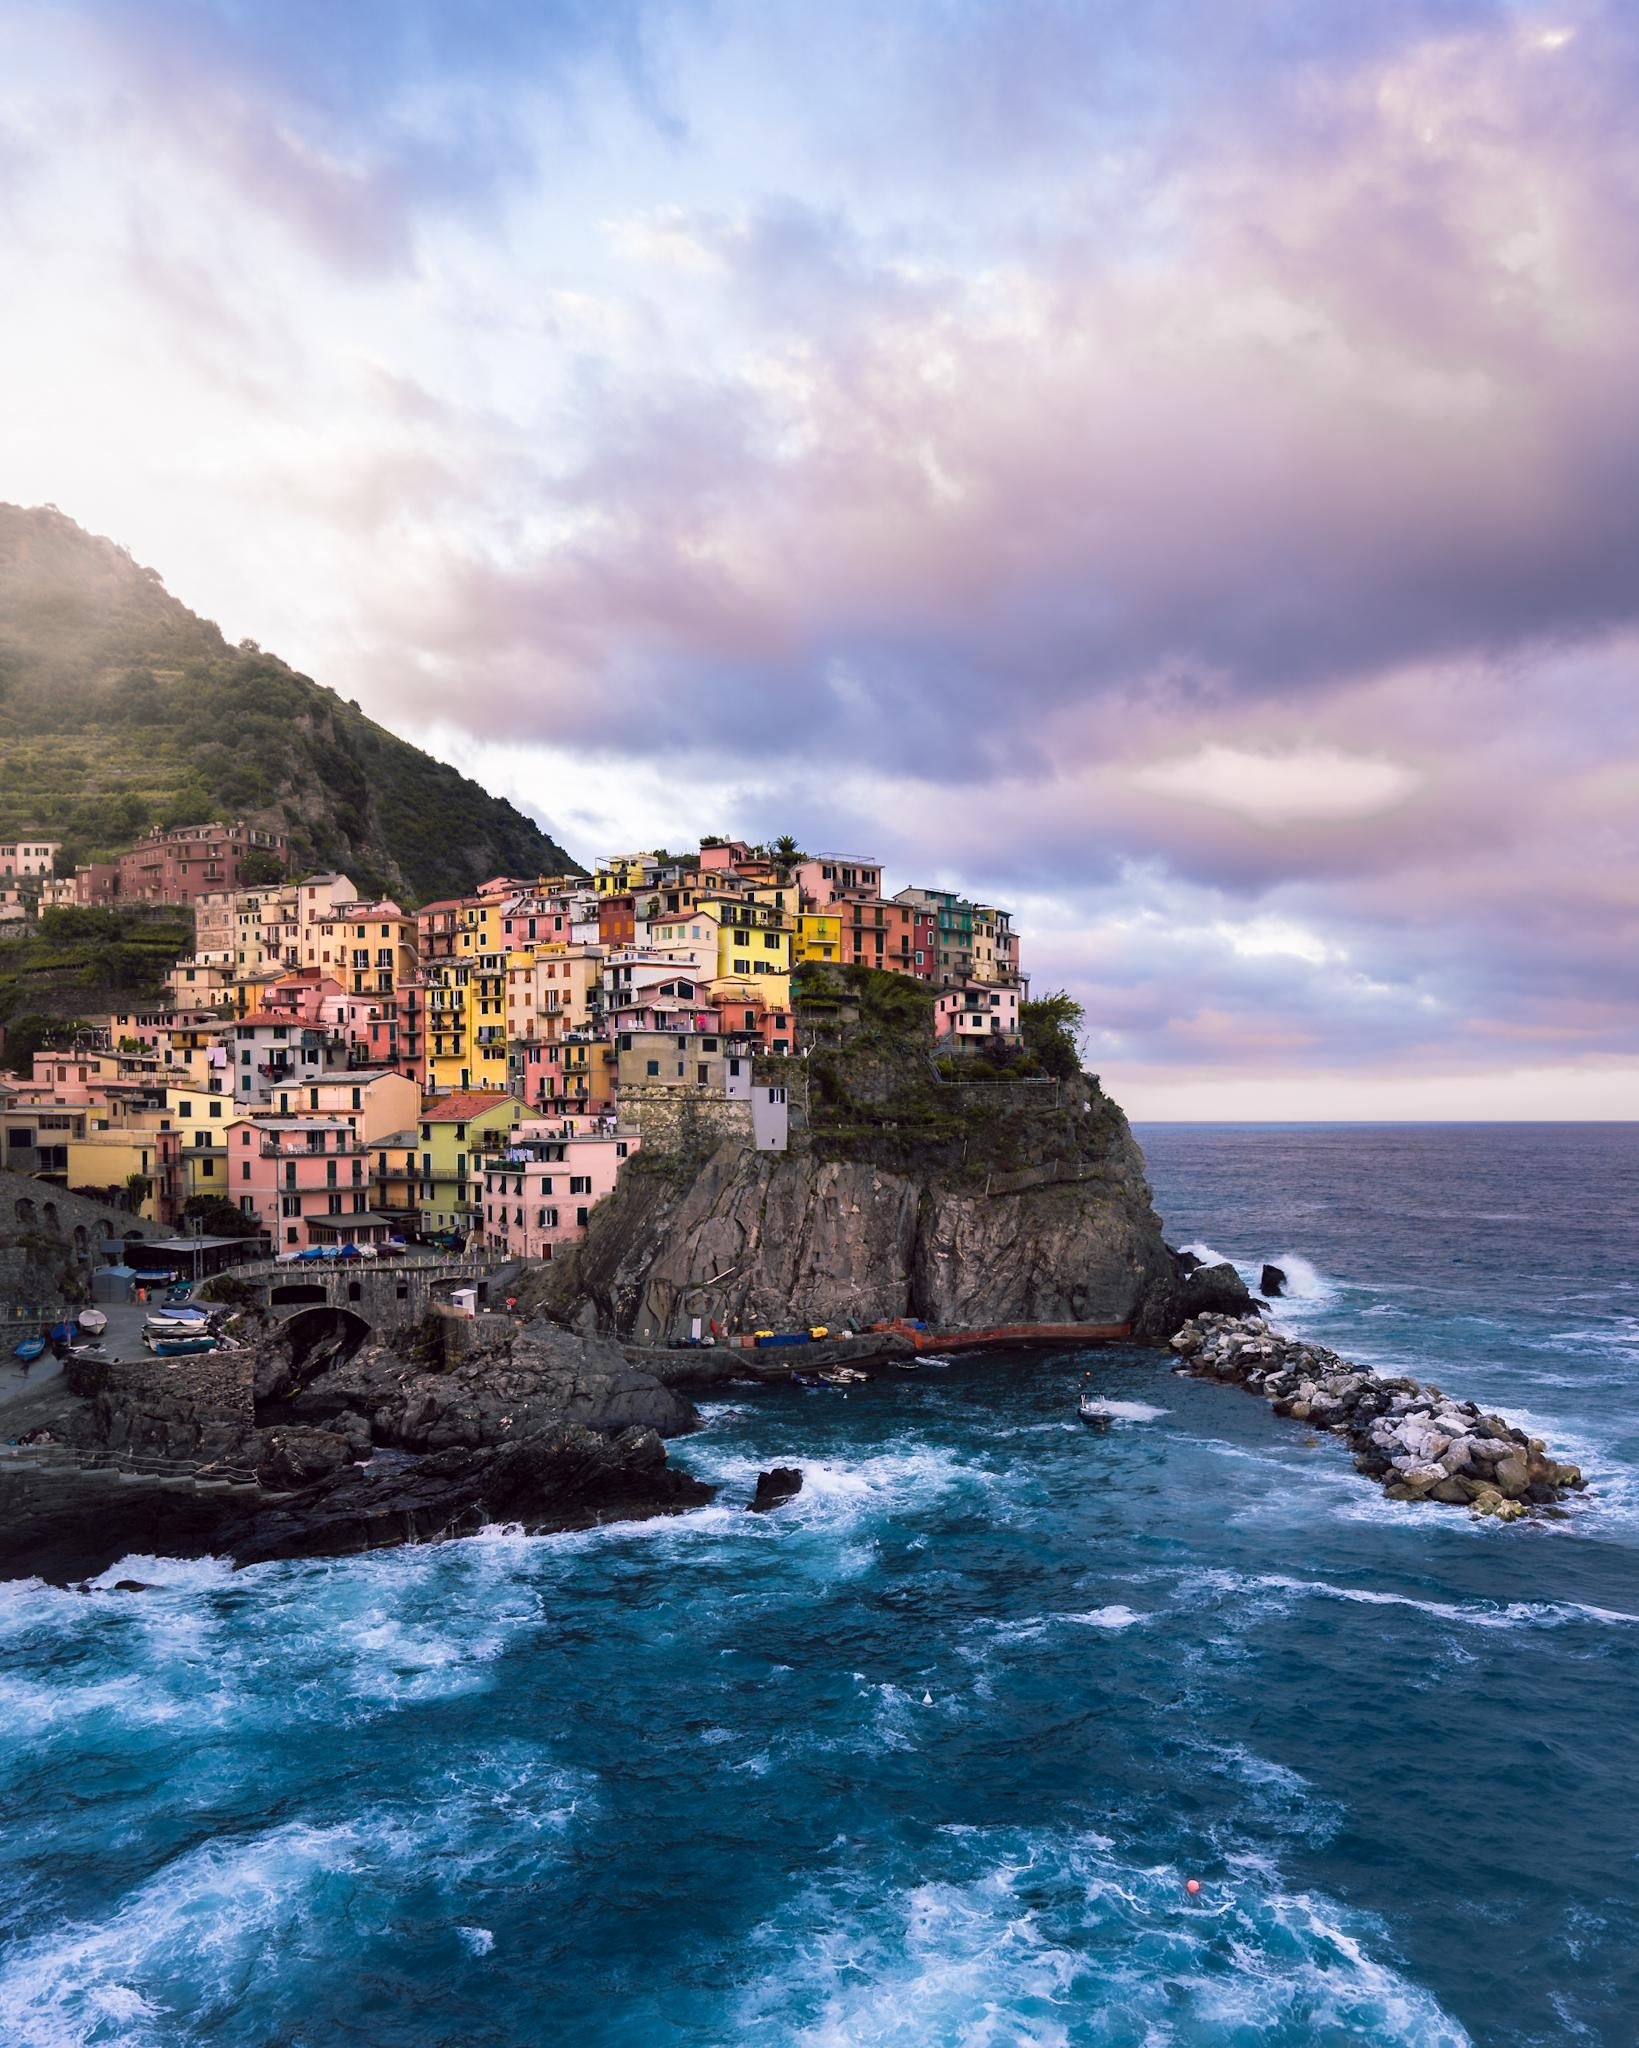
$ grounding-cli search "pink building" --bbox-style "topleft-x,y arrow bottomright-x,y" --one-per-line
74,822 -> 289,907
933,983 -> 1021,1046
479,1119 -> 639,1262
792,854 -> 883,906
228,1114 -> 378,1250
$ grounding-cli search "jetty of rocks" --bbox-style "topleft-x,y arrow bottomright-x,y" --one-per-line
1169,1312 -> 1586,1519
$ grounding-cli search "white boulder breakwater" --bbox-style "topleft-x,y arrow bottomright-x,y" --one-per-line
1170,1313 -> 1587,1519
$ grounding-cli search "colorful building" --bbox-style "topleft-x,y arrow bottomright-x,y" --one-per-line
415,1091 -> 523,1238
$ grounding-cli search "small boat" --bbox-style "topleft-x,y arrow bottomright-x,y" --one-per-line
889,1357 -> 922,1372
791,1371 -> 829,1389
818,1366 -> 869,1386
144,1333 -> 219,1357
77,1309 -> 107,1335
164,1283 -> 193,1304
12,1337 -> 46,1363
49,1321 -> 78,1344
1078,1396 -> 1112,1429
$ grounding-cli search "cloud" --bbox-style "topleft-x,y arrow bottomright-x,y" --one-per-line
1128,747 -> 1422,825
3,0 -> 1638,1112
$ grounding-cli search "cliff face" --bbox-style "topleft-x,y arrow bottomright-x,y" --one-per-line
534,1074 -> 1182,1343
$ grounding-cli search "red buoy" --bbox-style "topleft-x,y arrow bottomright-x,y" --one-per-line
1185,1879 -> 1201,1895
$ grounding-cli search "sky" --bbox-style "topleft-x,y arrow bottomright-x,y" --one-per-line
2,0 -> 1636,1118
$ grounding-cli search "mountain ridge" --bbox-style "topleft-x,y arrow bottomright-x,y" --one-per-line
0,503 -> 577,903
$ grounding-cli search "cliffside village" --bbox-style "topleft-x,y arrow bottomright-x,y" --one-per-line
0,824 -> 1026,1267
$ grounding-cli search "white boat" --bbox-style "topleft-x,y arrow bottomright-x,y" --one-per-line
77,1309 -> 107,1335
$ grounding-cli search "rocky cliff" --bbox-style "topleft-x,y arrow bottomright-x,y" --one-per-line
528,1048 -> 1200,1343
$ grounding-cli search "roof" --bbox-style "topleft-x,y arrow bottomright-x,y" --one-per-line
237,1010 -> 318,1028
419,1091 -> 518,1121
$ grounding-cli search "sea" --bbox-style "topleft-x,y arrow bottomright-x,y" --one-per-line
2,1123 -> 1636,2047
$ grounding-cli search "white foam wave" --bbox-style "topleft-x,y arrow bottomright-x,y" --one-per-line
1167,1566 -> 1637,1632
1063,1604 -> 1143,1629
1260,1251 -> 1339,1304
1180,1241 -> 1232,1269
733,1828 -> 1471,2045
0,1757 -> 594,2045
1076,1399 -> 1168,1423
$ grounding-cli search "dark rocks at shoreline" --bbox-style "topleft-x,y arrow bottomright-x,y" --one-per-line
1170,1312 -> 1586,1519
1260,1263 -> 1288,1298
1177,1261 -> 1262,1323
748,1467 -> 803,1513
231,1425 -> 712,1566
0,1316 -> 715,1581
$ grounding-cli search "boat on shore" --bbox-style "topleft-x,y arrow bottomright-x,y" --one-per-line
12,1337 -> 46,1363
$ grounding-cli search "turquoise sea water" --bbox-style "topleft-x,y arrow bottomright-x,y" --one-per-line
3,1123 -> 1637,2046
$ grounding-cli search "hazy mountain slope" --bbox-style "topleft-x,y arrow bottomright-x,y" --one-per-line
0,504 -> 576,902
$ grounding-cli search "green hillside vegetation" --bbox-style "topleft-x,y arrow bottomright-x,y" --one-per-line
0,504 -> 578,903
0,907 -> 195,1051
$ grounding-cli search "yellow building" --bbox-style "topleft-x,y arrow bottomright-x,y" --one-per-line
425,954 -> 508,1094
162,1082 -> 235,1200
415,1092 -> 522,1237
64,1127 -> 174,1220
595,855 -> 653,898
795,910 -> 842,966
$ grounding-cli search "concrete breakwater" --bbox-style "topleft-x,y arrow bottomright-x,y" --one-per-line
1170,1312 -> 1587,1519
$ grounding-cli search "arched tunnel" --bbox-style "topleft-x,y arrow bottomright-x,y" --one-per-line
277,1303 -> 373,1374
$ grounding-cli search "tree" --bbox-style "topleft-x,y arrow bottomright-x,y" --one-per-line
1020,991 -> 1086,1081
124,1172 -> 153,1210
239,849 -> 285,886
773,833 -> 804,864
181,1194 -> 262,1240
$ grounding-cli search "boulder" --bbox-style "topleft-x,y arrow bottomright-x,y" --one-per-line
1260,1263 -> 1288,1298
254,1426 -> 355,1491
748,1467 -> 804,1514
1181,1264 -> 1258,1321
1492,1452 -> 1532,1498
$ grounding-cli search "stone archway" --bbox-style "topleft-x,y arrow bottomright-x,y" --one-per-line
15,1197 -> 35,1227
264,1304 -> 373,1397
270,1282 -> 329,1308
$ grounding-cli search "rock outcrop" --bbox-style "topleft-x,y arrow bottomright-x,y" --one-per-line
0,1317 -> 712,1581
1171,1312 -> 1586,1518
525,1074 -> 1183,1343
748,1467 -> 803,1513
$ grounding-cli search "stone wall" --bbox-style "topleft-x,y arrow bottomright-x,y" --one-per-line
617,1088 -> 754,1155
0,1167 -> 165,1316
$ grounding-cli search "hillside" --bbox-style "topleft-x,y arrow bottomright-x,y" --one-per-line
0,504 -> 577,902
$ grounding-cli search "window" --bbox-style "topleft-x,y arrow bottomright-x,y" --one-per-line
281,1195 -> 301,1218
569,1175 -> 592,1195
646,1059 -> 659,1077
286,1226 -> 299,1245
